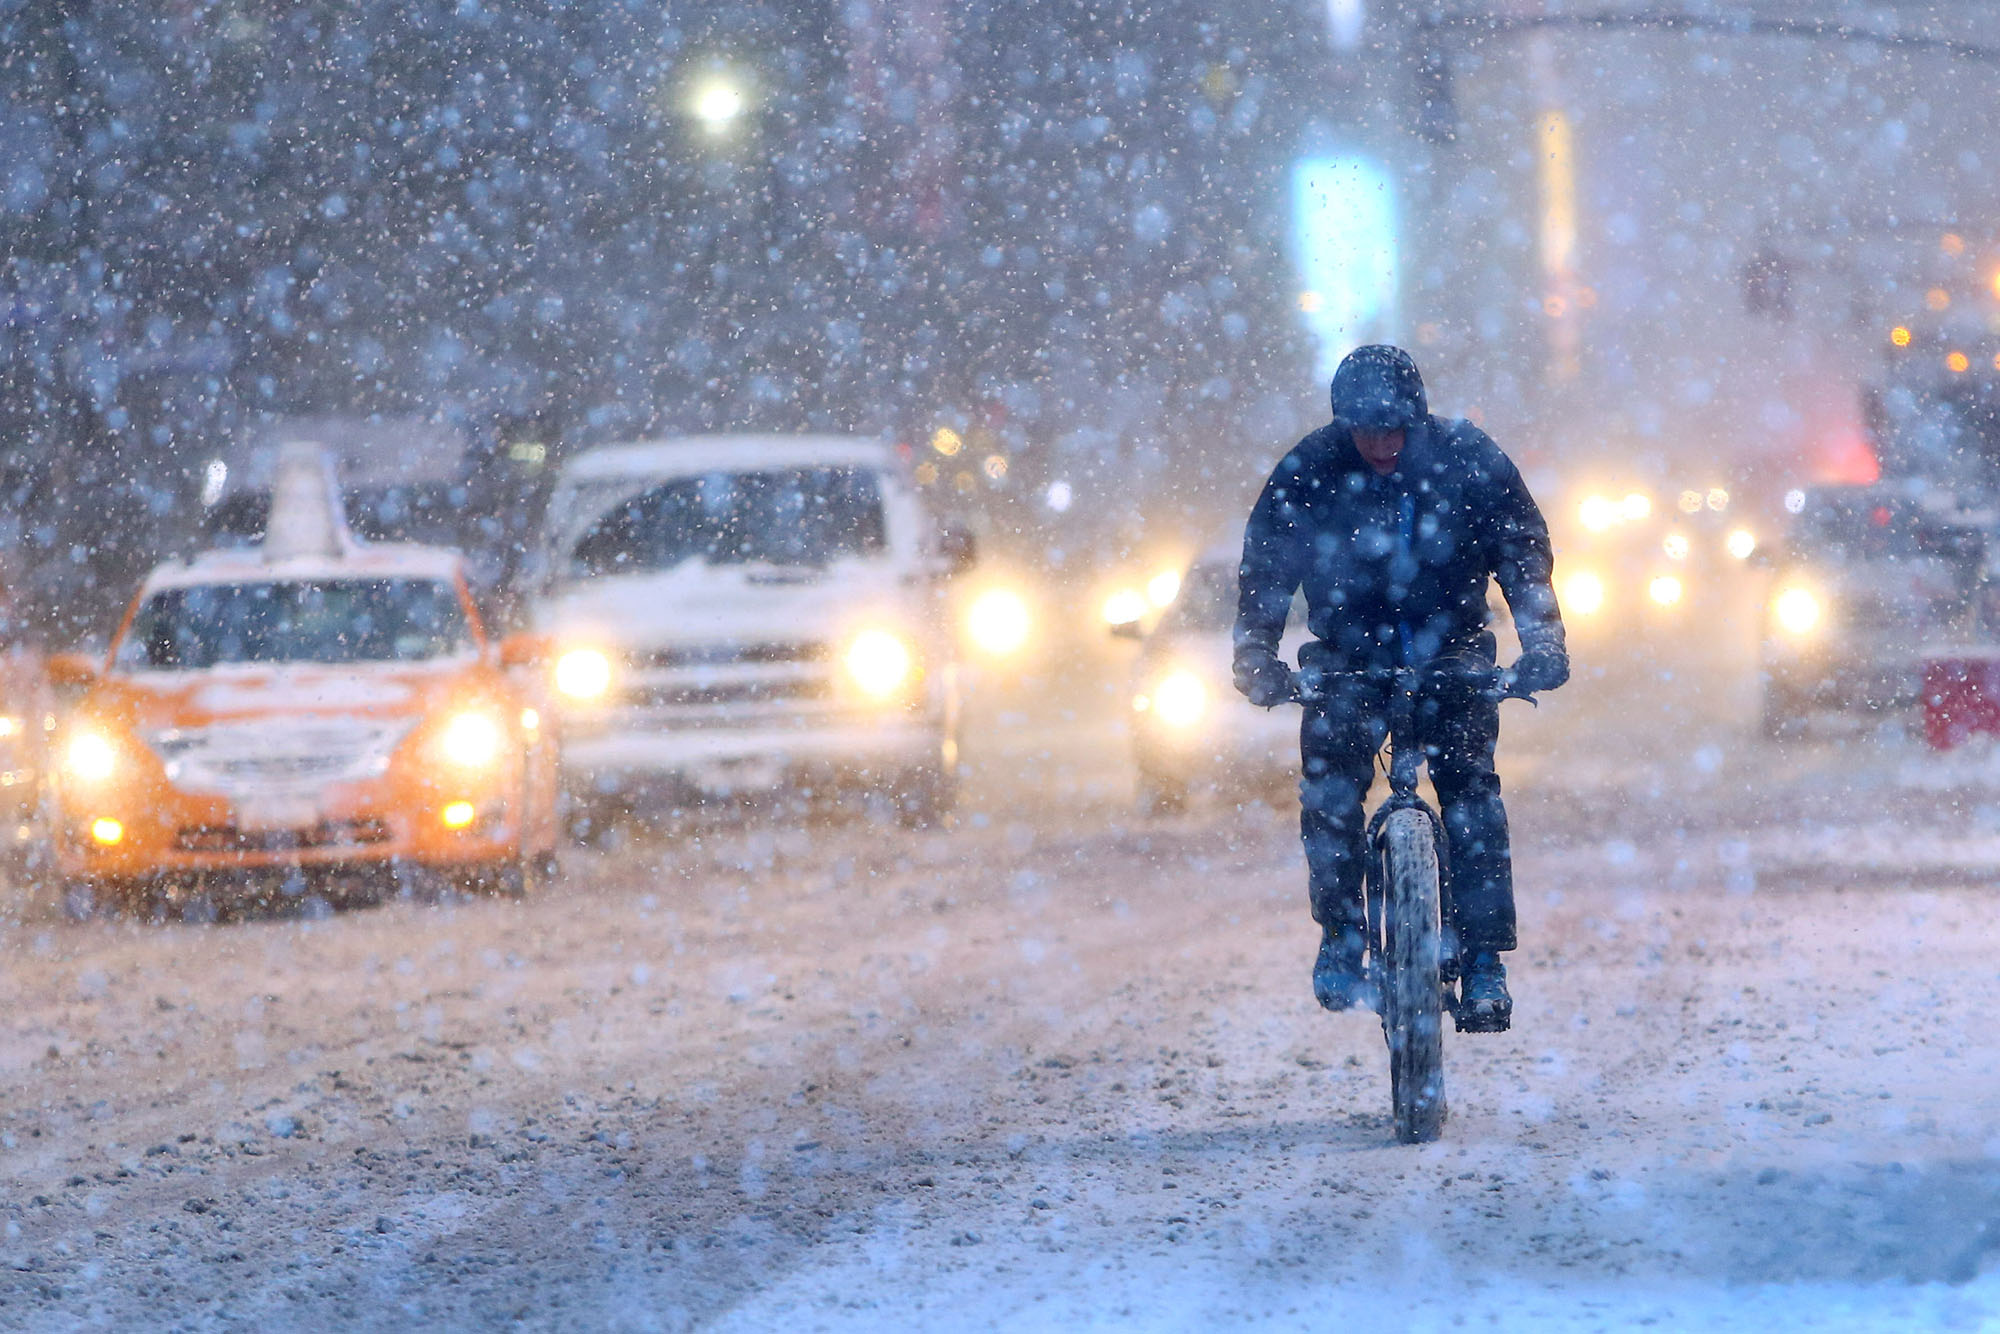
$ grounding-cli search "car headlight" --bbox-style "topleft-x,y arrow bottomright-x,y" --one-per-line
846,629 -> 915,699
1153,670 -> 1208,729
1773,586 -> 1822,637
1561,570 -> 1606,617
1647,574 -> 1684,608
64,730 -> 119,784
966,588 -> 1032,657
439,712 -> 505,769
554,647 -> 612,701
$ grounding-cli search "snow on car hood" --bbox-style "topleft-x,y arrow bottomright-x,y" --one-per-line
535,558 -> 920,650
96,659 -> 475,736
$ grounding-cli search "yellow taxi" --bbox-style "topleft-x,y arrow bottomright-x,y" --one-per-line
48,446 -> 559,915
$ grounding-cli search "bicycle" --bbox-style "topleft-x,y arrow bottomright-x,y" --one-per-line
1293,660 -> 1534,1144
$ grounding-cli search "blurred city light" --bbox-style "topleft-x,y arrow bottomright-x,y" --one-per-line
1706,488 -> 1729,511
1044,480 -> 1073,512
1678,490 -> 1703,514
1890,325 -> 1912,347
1647,575 -> 1683,608
1290,155 -> 1399,380
1726,529 -> 1757,560
1774,586 -> 1822,636
1947,350 -> 1970,374
930,427 -> 963,456
1663,534 -> 1690,561
1147,569 -> 1182,607
1578,495 -> 1619,533
1621,492 -> 1652,521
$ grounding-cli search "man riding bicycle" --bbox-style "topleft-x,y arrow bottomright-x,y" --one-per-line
1232,345 -> 1568,1032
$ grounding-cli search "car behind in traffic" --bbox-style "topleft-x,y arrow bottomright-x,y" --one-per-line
1126,549 -> 1304,813
532,435 -> 966,828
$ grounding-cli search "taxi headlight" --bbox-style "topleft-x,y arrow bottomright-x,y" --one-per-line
966,589 -> 1032,657
440,712 -> 505,769
846,630 -> 915,699
1773,586 -> 1822,637
1647,574 -> 1684,608
554,647 -> 612,701
64,731 -> 119,784
1153,670 -> 1208,729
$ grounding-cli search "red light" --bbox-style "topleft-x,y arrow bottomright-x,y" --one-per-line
1871,505 -> 1892,528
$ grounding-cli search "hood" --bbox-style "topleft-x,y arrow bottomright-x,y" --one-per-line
535,558 -> 916,650
95,658 -> 473,735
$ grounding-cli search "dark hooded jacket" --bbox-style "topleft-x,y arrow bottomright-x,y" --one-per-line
1234,415 -> 1565,679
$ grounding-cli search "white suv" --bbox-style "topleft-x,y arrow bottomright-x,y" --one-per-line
531,436 -> 964,825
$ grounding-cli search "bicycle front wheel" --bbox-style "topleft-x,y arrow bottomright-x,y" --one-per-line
1380,807 -> 1447,1144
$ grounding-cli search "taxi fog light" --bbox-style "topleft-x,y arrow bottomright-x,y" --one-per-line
440,712 -> 504,769
1648,575 -> 1684,608
90,817 -> 124,846
846,630 -> 914,699
1153,671 -> 1209,729
64,732 -> 118,784
554,648 -> 612,701
1774,586 -> 1822,636
966,589 -> 1032,657
440,801 -> 477,830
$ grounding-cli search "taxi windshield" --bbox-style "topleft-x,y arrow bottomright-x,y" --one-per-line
116,578 -> 473,670
568,468 -> 887,576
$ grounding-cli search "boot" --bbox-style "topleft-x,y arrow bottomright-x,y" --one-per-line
1456,950 -> 1512,1033
1312,928 -> 1375,1012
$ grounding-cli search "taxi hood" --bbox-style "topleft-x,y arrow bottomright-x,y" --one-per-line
91,658 -> 479,733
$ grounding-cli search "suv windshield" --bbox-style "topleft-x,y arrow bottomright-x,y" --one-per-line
116,578 -> 473,670
1791,493 -> 1982,565
568,468 -> 887,576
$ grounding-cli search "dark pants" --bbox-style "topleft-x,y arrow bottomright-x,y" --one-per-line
1299,676 -> 1516,956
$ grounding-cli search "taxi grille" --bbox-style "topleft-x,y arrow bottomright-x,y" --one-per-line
176,819 -> 391,854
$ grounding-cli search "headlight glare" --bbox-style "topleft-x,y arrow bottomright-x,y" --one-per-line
846,630 -> 915,699
1774,586 -> 1822,636
440,712 -> 504,768
555,647 -> 612,700
966,589 -> 1032,657
64,731 -> 118,784
1153,670 -> 1208,729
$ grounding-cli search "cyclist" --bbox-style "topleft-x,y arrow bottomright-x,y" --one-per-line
1232,345 -> 1568,1032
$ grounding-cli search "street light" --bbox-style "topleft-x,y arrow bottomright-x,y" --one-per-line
691,77 -> 747,134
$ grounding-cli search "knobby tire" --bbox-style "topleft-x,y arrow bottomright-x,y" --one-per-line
1380,807 -> 1447,1144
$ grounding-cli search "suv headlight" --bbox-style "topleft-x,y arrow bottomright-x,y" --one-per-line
846,630 -> 915,699
554,647 -> 613,701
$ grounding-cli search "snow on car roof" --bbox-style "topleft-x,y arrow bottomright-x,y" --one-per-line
141,542 -> 465,594
559,435 -> 896,482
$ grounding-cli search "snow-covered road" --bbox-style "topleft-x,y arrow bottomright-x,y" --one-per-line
4,672 -> 1999,1331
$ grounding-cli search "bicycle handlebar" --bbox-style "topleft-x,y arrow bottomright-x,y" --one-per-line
1289,662 -> 1537,707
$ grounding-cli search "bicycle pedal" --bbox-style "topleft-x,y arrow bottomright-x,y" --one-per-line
1454,1003 -> 1511,1034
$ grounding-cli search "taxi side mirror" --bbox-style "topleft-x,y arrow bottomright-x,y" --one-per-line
498,633 -> 550,668
46,652 -> 99,689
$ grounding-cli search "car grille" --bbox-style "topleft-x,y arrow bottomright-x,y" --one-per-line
635,641 -> 830,669
150,718 -> 416,796
625,678 -> 833,708
176,819 -> 392,854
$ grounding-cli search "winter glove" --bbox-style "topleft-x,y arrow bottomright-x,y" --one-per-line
1233,652 -> 1294,708
1505,646 -> 1570,695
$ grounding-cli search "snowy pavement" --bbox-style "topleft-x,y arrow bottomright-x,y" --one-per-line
2,679 -> 1999,1331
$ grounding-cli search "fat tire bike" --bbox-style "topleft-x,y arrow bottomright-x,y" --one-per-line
1294,662 -> 1533,1145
